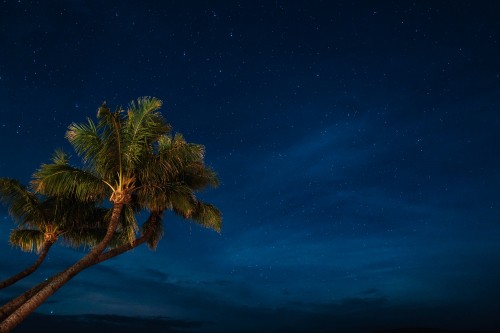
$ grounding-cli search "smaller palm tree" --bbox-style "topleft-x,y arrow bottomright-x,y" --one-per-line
0,178 -> 113,289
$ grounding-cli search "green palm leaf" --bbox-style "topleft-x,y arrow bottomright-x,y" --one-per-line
9,229 -> 45,253
61,227 -> 127,250
66,119 -> 102,168
0,178 -> 44,226
32,153 -> 109,202
182,163 -> 219,190
55,200 -> 108,230
141,212 -> 164,250
190,201 -> 222,233
159,134 -> 205,173
95,101 -> 125,181
136,182 -> 195,213
123,97 -> 171,169
118,204 -> 138,245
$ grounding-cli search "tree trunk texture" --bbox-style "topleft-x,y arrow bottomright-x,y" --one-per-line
0,232 -> 152,324
0,241 -> 54,289
98,228 -> 152,262
0,273 -> 60,321
0,210 -> 159,331
95,210 -> 157,261
0,202 -> 124,332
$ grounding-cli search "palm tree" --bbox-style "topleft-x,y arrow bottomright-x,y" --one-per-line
0,179 -> 113,289
0,211 -> 163,321
0,178 -> 50,289
0,97 -> 221,331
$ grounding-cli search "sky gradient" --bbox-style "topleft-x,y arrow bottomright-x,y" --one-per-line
1,1 -> 499,332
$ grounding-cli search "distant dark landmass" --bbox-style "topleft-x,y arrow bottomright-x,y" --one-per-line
14,313 -> 209,333
12,313 -> 499,333
373,329 -> 499,333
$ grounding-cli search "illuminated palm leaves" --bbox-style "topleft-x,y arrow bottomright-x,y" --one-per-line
0,178 -> 110,253
32,97 -> 221,245
9,229 -> 45,253
0,179 -> 43,228
136,132 -> 222,232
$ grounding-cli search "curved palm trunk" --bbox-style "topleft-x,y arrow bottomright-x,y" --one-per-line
97,230 -> 151,262
97,210 -> 160,262
0,233 -> 151,322
0,273 -> 61,321
0,241 -> 54,289
0,202 -> 124,332
0,211 -> 158,329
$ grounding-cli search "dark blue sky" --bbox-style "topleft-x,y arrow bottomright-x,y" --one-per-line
1,1 -> 499,332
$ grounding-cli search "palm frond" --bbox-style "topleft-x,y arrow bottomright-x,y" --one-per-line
123,97 -> 171,170
139,136 -> 212,189
135,185 -> 170,212
160,134 -> 205,173
0,178 -> 44,226
169,188 -> 197,218
31,155 -> 109,202
66,118 -> 102,167
118,204 -> 138,245
9,229 -> 45,253
59,205 -> 124,249
55,199 -> 109,230
51,149 -> 69,165
141,213 -> 163,250
182,163 -> 219,190
96,101 -> 121,130
60,228 -> 100,249
136,182 -> 196,213
61,227 -> 127,250
189,201 -> 222,233
95,101 -> 126,181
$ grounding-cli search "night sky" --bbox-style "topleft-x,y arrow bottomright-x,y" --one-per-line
1,1 -> 500,332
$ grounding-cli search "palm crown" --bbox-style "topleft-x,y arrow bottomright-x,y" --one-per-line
0,178 -> 112,253
0,178 -> 119,289
31,97 -> 221,246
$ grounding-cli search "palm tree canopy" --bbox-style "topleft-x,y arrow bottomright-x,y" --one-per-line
0,177 -> 127,253
32,150 -> 109,203
31,97 -> 222,243
9,229 -> 45,253
0,179 -> 44,226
